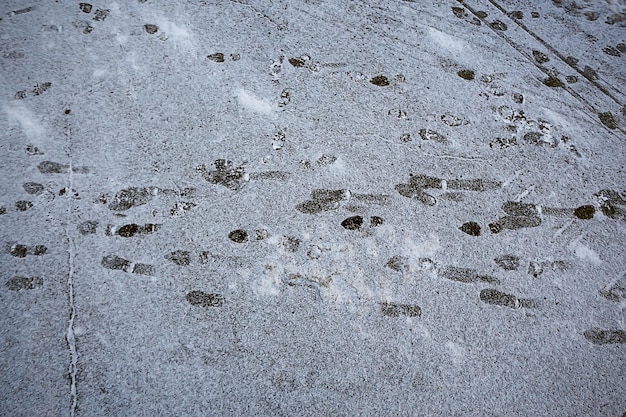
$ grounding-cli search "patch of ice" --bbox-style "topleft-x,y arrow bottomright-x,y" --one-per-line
428,27 -> 465,53
572,242 -> 602,265
327,156 -> 346,174
445,341 -> 465,366
405,234 -> 440,262
254,265 -> 281,296
3,104 -> 45,141
157,19 -> 192,41
236,88 -> 274,115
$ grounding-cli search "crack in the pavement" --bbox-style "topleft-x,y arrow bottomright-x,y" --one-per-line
64,116 -> 78,416
65,229 -> 78,417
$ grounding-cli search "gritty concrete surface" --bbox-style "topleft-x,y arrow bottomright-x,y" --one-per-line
1,1 -> 626,416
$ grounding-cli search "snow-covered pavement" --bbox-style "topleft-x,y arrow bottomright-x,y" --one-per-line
1,1 -> 625,415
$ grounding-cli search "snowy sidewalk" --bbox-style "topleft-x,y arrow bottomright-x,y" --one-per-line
1,1 -> 625,415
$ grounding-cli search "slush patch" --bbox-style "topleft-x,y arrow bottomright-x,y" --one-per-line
207,52 -> 225,62
370,75 -> 389,86
108,187 -> 153,211
457,69 -> 475,80
77,221 -> 98,235
15,201 -> 33,211
186,291 -> 225,307
197,159 -> 246,191
583,328 -> 626,345
144,24 -> 158,34
380,302 -> 421,317
229,230 -> 248,243
385,256 -> 410,272
23,182 -> 44,195
494,255 -> 520,271
459,222 -> 481,236
166,251 -> 191,266
341,215 -> 363,230
479,289 -> 526,308
296,189 -> 349,214
6,276 -> 43,291
439,266 -> 499,284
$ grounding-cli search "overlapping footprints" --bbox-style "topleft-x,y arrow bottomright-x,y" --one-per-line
599,274 -> 626,303
296,189 -> 350,214
479,288 -> 535,309
5,147 -> 622,336
101,255 -> 154,275
2,4 -> 622,355
15,82 -> 52,100
291,171 -> 616,323
105,223 -> 161,238
73,3 -> 110,34
37,161 -> 89,174
595,189 -> 626,221
95,186 -> 196,218
1,156 -> 90,215
410,257 -> 499,285
197,159 -> 246,191
488,201 -> 594,234
395,174 -> 500,206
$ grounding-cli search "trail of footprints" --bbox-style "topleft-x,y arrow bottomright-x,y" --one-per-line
3,2 -> 626,345
4,147 -> 626,339
8,129 -> 621,342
